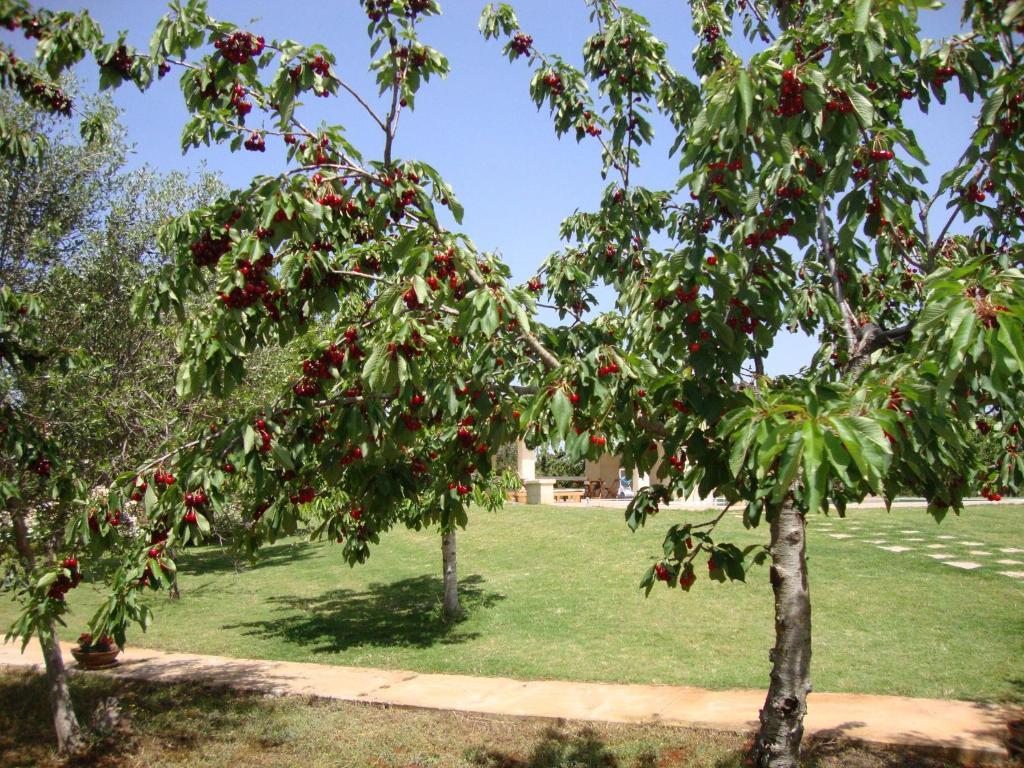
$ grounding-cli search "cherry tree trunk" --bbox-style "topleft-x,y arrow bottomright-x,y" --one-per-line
441,530 -> 462,621
11,510 -> 83,754
167,547 -> 180,600
752,495 -> 812,768
40,621 -> 84,754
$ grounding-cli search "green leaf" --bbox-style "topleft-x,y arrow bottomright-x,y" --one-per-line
848,91 -> 875,128
513,301 -> 532,334
243,425 -> 256,454
550,388 -> 572,440
997,319 -> 1024,372
773,432 -> 804,503
728,419 -> 758,476
392,230 -> 418,264
144,483 -> 158,513
737,70 -> 753,129
362,345 -> 389,391
36,572 -> 58,589
270,443 -> 295,471
1002,0 -> 1024,26
854,0 -> 871,32
195,512 -> 211,534
830,415 -> 891,493
946,309 -> 978,371
802,420 -> 827,513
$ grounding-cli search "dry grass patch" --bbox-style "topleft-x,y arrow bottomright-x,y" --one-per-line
0,669 -> 1005,768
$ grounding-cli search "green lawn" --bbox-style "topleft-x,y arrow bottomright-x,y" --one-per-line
5,503 -> 1022,702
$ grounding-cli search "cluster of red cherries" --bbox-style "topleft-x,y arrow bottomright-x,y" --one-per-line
48,558 -> 83,601
214,31 -> 265,65
190,230 -> 233,269
774,70 -> 807,117
510,33 -> 532,56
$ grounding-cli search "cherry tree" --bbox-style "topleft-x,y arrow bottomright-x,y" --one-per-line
2,0 -> 1022,764
482,0 -> 1023,765
1,0 -> 538,750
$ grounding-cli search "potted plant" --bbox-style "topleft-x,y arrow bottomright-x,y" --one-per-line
70,633 -> 120,670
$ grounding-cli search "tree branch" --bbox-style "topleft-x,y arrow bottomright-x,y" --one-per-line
817,205 -> 858,354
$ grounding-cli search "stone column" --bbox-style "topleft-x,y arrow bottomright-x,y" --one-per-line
516,440 -> 536,482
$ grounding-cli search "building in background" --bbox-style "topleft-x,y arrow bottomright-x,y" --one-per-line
515,441 -> 708,507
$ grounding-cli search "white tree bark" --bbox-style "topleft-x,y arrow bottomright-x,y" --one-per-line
753,495 -> 812,768
441,530 -> 462,621
40,621 -> 84,754
11,510 -> 83,754
167,546 -> 180,600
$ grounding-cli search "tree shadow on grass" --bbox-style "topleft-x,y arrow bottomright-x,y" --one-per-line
221,573 -> 504,654
178,539 -> 317,576
1007,676 -> 1024,705
467,724 -> 634,768
711,728 -> 989,768
0,668 -> 268,768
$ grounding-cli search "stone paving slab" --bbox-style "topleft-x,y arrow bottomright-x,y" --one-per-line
0,641 -> 1015,765
944,561 -> 983,570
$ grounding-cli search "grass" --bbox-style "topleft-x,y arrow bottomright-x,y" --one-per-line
2,503 -> 1022,702
0,668 -> 992,768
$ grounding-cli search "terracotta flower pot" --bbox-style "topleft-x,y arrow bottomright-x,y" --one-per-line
70,645 -> 120,670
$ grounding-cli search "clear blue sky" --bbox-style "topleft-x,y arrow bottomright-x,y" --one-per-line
30,0 -> 972,373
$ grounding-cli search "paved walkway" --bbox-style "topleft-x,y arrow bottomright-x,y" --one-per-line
1,641 -> 1015,764
561,497 -> 1023,510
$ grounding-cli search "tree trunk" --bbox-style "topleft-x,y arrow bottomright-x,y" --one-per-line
752,495 -> 812,768
11,510 -> 84,754
441,530 -> 462,621
167,547 -> 180,600
40,620 -> 84,754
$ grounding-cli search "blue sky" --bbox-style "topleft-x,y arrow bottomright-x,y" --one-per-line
28,0 -> 973,373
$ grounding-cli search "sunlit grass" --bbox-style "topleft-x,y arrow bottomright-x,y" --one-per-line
3,503 -> 1021,701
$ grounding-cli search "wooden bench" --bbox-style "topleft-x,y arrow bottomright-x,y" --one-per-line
553,489 -> 585,503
